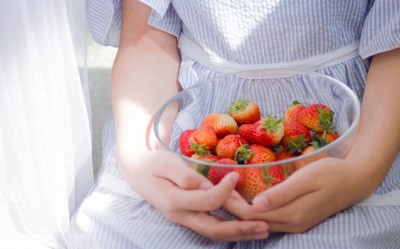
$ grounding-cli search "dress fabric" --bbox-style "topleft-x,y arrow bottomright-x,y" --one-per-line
70,0 -> 400,248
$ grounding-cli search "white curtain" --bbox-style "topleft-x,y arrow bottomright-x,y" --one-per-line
0,0 -> 93,248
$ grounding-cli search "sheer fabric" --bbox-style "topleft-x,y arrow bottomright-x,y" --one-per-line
0,0 -> 93,248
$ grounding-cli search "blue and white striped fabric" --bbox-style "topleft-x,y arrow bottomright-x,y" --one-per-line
71,0 -> 400,248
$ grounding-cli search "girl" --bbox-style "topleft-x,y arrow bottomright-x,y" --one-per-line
70,0 -> 400,248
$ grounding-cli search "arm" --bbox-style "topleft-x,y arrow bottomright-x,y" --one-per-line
112,0 -> 181,162
111,0 -> 268,241
347,48 -> 400,191
225,48 -> 400,233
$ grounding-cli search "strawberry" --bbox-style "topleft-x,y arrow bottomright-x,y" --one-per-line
272,146 -> 296,176
179,129 -> 196,157
189,125 -> 218,155
297,104 -> 335,132
301,145 -> 316,155
237,165 -> 293,202
208,158 -> 244,189
215,134 -> 247,159
281,122 -> 312,154
253,116 -> 284,147
300,130 -> 339,157
201,113 -> 238,138
271,144 -> 294,161
246,144 -> 277,164
283,100 -> 305,126
296,146 -> 329,170
234,144 -> 254,164
238,123 -> 257,144
190,154 -> 220,177
275,149 -> 295,161
237,167 -> 272,202
228,99 -> 261,125
313,130 -> 339,144
264,165 -> 286,186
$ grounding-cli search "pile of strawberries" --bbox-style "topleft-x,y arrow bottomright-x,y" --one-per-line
178,99 -> 339,201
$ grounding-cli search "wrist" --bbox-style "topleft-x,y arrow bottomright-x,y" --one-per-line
345,149 -> 392,196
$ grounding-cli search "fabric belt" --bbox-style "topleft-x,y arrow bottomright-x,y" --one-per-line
98,173 -> 400,207
97,173 -> 144,200
178,34 -> 360,77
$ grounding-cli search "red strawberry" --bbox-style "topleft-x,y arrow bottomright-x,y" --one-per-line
208,158 -> 244,189
189,125 -> 218,155
298,130 -> 339,156
228,99 -> 261,125
234,144 -> 254,164
190,154 -> 220,176
264,165 -> 286,186
281,122 -> 312,154
275,149 -> 295,161
246,144 -> 277,164
238,123 -> 257,144
253,116 -> 284,147
296,143 -> 329,170
283,100 -> 305,126
299,130 -> 339,157
297,104 -> 335,132
237,167 -> 272,202
201,113 -> 238,138
215,134 -> 247,159
272,146 -> 296,176
237,145 -> 282,202
313,130 -> 339,144
179,129 -> 196,157
301,145 -> 316,155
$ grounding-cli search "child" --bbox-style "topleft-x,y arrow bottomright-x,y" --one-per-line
70,0 -> 400,248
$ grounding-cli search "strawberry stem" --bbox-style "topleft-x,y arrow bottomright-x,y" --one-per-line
234,144 -> 254,164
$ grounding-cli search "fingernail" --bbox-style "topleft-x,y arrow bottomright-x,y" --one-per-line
254,224 -> 267,233
199,181 -> 213,190
229,172 -> 239,183
253,197 -> 269,211
255,232 -> 269,240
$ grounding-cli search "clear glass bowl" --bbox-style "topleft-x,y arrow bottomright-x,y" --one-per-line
153,71 -> 360,202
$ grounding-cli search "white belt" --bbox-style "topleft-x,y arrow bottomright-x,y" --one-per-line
98,173 -> 400,207
97,173 -> 144,200
178,34 -> 360,78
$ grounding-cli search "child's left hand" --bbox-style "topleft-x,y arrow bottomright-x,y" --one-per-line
224,156 -> 376,233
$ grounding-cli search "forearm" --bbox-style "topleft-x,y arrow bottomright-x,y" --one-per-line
112,0 -> 181,172
348,48 -> 400,189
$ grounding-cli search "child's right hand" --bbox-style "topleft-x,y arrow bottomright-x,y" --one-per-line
122,149 -> 269,242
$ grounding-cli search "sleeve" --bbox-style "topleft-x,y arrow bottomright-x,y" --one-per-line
86,0 -> 182,47
359,0 -> 400,59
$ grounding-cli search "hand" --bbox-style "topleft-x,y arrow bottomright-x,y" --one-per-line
225,157 -> 374,233
124,149 -> 269,241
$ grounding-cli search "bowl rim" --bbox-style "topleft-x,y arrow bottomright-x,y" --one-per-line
154,71 -> 361,168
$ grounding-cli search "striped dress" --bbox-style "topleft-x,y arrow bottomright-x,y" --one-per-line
69,0 -> 400,248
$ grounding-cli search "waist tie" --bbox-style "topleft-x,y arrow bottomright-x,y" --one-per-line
97,173 -> 400,207
178,34 -> 360,77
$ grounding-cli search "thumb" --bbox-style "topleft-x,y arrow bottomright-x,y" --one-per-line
158,155 -> 214,190
252,169 -> 316,211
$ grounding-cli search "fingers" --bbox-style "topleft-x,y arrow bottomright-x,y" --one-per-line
177,211 -> 269,242
252,166 -> 318,212
223,191 -> 256,220
149,149 -> 213,190
158,157 -> 213,190
159,172 -> 240,212
259,191 -> 330,233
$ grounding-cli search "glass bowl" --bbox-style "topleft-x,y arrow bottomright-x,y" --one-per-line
153,70 -> 360,202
